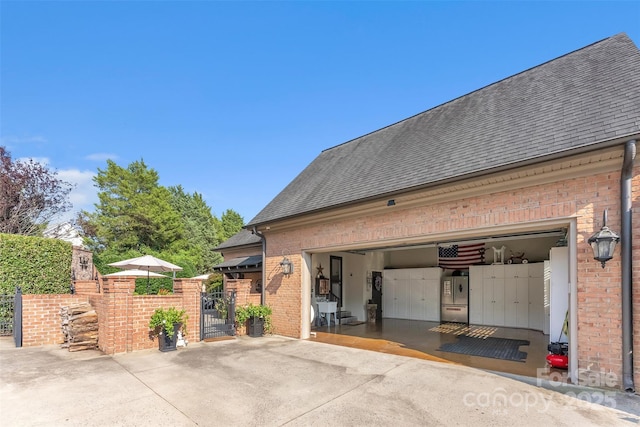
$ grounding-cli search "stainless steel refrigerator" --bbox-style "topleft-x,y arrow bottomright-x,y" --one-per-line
441,276 -> 469,323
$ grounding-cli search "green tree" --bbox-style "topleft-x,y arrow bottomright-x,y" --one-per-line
77,159 -> 242,293
220,209 -> 244,241
78,159 -> 183,253
168,186 -> 222,272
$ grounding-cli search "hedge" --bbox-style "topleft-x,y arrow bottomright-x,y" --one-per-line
0,233 -> 72,294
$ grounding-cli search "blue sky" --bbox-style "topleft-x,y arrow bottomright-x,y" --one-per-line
2,1 -> 639,225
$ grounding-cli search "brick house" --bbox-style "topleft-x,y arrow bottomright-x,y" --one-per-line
235,33 -> 640,390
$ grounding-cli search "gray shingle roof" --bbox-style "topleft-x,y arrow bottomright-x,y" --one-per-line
212,255 -> 262,271
214,229 -> 262,251
248,33 -> 640,227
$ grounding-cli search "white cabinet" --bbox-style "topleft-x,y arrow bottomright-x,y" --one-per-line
527,262 -> 545,331
408,269 -> 440,321
383,268 -> 442,321
504,265 -> 529,328
482,264 -> 505,326
382,269 -> 404,318
469,263 -> 545,330
469,266 -> 484,324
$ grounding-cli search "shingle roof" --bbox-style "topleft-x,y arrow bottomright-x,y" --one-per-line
214,229 -> 262,251
212,255 -> 262,271
248,33 -> 640,227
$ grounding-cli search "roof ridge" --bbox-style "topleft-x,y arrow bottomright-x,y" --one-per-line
321,32 -> 629,154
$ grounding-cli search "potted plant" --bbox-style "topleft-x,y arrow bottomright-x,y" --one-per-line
235,303 -> 272,337
149,307 -> 188,352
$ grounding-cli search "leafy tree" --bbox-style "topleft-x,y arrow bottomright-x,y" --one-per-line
220,209 -> 244,241
0,146 -> 73,235
78,159 -> 244,293
78,159 -> 183,253
169,186 -> 223,272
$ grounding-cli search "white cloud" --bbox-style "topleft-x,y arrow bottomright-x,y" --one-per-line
0,135 -> 48,145
86,152 -> 118,162
55,168 -> 97,223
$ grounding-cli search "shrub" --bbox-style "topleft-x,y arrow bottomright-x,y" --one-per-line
235,303 -> 272,333
0,233 -> 72,294
149,307 -> 188,338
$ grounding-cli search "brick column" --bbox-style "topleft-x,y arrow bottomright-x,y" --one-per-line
173,279 -> 201,343
74,280 -> 100,295
101,277 -> 135,354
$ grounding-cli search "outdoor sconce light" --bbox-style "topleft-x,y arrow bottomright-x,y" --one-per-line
588,209 -> 620,268
280,256 -> 294,276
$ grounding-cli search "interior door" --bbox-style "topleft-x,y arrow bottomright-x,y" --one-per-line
372,271 -> 383,320
330,256 -> 343,308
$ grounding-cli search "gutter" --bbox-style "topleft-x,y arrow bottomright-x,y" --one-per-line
621,139 -> 636,393
252,227 -> 266,306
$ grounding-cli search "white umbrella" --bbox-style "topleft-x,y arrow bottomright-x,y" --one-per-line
108,255 -> 183,273
191,273 -> 213,280
103,269 -> 167,278
108,255 -> 183,293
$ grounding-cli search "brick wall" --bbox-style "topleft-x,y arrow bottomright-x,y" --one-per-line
21,294 -> 89,347
17,277 -> 203,355
226,276 -> 261,307
95,277 -> 201,354
262,163 -> 640,388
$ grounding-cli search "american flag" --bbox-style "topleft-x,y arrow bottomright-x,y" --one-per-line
438,243 -> 485,270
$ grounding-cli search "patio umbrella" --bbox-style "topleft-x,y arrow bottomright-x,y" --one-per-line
103,269 -> 167,278
108,255 -> 183,293
190,273 -> 213,280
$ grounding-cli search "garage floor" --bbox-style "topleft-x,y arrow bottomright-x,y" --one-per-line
310,318 -> 563,380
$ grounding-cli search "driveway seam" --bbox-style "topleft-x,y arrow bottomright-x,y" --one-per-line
279,357 -> 412,426
110,356 -> 199,426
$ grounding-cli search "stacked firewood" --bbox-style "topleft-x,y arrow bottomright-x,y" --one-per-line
60,302 -> 98,352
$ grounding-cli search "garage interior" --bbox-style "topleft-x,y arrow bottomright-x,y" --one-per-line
309,228 -> 570,380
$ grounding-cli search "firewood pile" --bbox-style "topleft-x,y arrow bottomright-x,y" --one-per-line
60,302 -> 98,352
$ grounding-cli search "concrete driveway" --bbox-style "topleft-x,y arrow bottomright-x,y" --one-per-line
0,335 -> 638,426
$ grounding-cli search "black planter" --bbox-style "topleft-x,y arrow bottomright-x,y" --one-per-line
248,317 -> 264,337
158,323 -> 181,352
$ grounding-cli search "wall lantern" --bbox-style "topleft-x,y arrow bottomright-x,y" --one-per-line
588,209 -> 620,268
280,256 -> 294,276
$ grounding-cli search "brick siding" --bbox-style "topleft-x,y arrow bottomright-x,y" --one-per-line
262,164 -> 640,388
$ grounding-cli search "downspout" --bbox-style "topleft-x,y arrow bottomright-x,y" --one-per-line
621,139 -> 636,393
252,227 -> 266,306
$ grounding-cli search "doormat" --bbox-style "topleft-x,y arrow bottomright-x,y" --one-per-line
342,321 -> 366,326
429,323 -> 498,339
437,336 -> 530,362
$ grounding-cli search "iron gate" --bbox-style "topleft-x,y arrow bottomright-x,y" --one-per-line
200,289 -> 236,340
0,287 -> 22,347
0,293 -> 13,336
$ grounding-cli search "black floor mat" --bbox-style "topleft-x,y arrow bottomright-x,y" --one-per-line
437,336 -> 530,362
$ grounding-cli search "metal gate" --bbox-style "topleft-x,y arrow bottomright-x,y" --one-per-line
0,287 -> 22,347
200,289 -> 236,340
